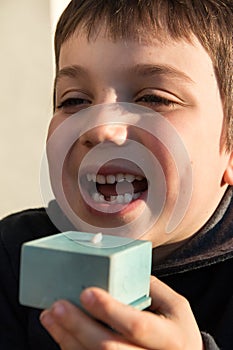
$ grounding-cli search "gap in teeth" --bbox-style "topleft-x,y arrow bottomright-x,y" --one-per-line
87,173 -> 144,184
91,191 -> 142,203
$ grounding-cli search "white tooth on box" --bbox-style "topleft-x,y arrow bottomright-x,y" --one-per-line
110,195 -> 117,201
106,175 -> 115,184
125,174 -> 135,183
91,232 -> 103,244
135,175 -> 143,181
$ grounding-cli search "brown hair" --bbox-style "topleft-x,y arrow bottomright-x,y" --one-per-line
54,0 -> 233,150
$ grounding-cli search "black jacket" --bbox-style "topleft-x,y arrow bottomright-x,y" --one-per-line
1,188 -> 233,350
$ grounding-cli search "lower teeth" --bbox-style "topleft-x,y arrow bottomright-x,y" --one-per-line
91,191 -> 141,203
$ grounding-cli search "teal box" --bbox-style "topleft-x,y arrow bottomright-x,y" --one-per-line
19,232 -> 152,310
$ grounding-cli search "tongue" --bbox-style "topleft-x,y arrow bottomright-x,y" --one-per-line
97,179 -> 148,197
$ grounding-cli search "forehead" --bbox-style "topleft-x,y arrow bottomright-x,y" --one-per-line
58,28 -> 214,81
58,22 -> 194,65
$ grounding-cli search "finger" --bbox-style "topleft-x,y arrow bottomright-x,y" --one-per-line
149,276 -> 188,316
40,309 -> 84,350
150,276 -> 203,350
40,300 -> 143,350
80,287 -> 175,349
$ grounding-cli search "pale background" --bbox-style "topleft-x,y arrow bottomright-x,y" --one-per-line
0,0 -> 70,218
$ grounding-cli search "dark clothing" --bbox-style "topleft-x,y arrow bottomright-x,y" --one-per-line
1,188 -> 233,350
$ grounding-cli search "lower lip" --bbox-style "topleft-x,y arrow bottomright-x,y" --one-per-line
82,190 -> 148,217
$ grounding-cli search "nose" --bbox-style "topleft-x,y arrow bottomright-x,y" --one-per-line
79,123 -> 128,148
79,89 -> 129,148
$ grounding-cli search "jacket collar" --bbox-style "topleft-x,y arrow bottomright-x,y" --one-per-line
152,187 -> 233,276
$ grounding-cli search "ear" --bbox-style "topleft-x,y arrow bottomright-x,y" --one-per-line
223,152 -> 233,185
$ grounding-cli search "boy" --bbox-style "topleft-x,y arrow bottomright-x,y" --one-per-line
1,0 -> 232,349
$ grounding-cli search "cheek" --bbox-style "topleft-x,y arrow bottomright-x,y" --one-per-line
143,135 -> 179,178
47,114 -> 67,140
167,117 -> 224,183
63,140 -> 84,179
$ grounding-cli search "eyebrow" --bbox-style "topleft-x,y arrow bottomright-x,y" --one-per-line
55,65 -> 89,87
129,64 -> 195,84
55,63 -> 194,86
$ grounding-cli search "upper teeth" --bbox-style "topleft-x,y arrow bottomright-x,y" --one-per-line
86,173 -> 143,184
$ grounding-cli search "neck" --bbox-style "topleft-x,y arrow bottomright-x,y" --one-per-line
152,237 -> 191,265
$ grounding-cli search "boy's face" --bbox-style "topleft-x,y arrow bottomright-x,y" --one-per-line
48,28 -> 232,248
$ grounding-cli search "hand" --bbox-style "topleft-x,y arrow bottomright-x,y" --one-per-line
40,276 -> 204,350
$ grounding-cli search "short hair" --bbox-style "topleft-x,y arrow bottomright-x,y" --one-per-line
54,0 -> 233,150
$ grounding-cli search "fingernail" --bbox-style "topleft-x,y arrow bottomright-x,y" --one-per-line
52,302 -> 65,316
81,289 -> 95,305
40,311 -> 54,327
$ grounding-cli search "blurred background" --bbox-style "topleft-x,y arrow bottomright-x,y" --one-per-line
0,0 -> 70,218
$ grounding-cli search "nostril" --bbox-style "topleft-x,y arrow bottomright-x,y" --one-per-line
83,140 -> 94,149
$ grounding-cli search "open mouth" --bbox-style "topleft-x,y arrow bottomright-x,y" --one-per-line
83,171 -> 148,205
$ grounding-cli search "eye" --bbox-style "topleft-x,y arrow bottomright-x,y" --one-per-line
135,94 -> 176,110
57,97 -> 92,114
